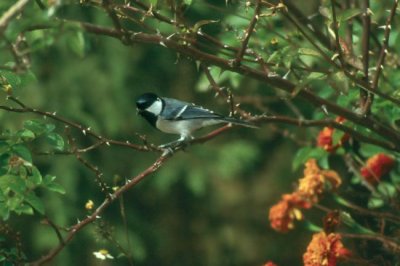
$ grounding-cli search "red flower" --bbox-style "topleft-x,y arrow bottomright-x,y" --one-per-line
317,117 -> 349,152
303,232 -> 350,266
263,261 -> 278,266
360,153 -> 395,184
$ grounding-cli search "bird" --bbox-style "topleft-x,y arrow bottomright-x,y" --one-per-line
136,92 -> 256,148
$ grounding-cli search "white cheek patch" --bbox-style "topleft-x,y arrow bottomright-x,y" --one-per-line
145,98 -> 163,115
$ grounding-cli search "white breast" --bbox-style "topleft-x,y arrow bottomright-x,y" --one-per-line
156,118 -> 223,138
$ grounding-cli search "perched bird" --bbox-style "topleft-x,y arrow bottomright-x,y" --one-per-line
136,92 -> 256,148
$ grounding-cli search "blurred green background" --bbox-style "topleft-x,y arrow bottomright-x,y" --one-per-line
0,1 -> 333,265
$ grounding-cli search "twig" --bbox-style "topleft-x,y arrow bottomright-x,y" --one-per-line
234,0 -> 261,66
370,0 -> 399,91
330,0 -> 345,67
102,0 -> 124,33
0,96 -> 154,152
342,233 -> 400,253
0,0 -> 31,35
42,217 -> 65,246
360,0 -> 372,114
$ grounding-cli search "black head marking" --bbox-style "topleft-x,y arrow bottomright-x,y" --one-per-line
136,93 -> 159,110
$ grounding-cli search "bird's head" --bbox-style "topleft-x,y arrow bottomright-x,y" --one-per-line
136,93 -> 163,116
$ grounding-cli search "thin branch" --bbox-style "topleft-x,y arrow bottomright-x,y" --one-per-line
102,0 -> 124,33
370,0 -> 399,91
342,233 -> 400,253
42,217 -> 65,246
330,0 -> 345,67
0,0 -> 31,35
0,96 -> 154,152
234,0 -> 261,66
360,0 -> 372,114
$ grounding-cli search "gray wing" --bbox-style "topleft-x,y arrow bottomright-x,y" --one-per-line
161,98 -> 223,121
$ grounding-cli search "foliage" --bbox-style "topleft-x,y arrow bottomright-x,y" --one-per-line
0,0 -> 400,265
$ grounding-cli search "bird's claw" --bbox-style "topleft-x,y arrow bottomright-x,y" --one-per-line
158,139 -> 191,154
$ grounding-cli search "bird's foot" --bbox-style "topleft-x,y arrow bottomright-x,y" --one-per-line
158,138 -> 191,154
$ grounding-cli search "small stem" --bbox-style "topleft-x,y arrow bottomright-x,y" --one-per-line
370,0 -> 399,91
234,0 -> 261,66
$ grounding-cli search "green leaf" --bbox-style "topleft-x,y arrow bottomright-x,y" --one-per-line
292,147 -> 327,171
337,8 -> 362,22
359,144 -> 387,158
0,71 -> 21,89
0,203 -> 10,221
46,182 -> 65,194
16,203 -> 34,215
298,48 -> 322,58
377,182 -> 397,198
368,197 -> 385,209
11,144 -> 32,162
45,132 -> 64,151
43,174 -> 56,185
29,167 -> 42,186
24,120 -> 55,135
25,193 -> 45,215
183,0 -> 192,5
340,211 -> 375,234
302,220 -> 322,232
18,129 -> 35,141
0,141 -> 10,154
68,31 -> 85,58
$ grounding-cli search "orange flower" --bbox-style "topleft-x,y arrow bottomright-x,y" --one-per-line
317,117 -> 349,152
298,159 -> 342,203
303,232 -> 350,266
269,193 -> 311,232
269,160 -> 342,232
360,153 -> 395,184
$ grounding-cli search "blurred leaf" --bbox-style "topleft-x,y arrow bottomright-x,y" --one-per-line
298,48 -> 322,58
11,144 -> 32,162
292,146 -> 328,171
25,193 -> 45,215
17,129 -> 35,141
0,71 -> 21,89
367,197 -> 385,209
45,182 -> 66,194
377,182 -> 397,198
337,8 -> 362,22
45,132 -> 65,151
185,171 -> 207,196
359,144 -> 387,158
29,167 -> 43,186
68,31 -> 85,58
24,120 -> 55,135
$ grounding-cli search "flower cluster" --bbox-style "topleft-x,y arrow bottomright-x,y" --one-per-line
360,153 -> 395,185
317,117 -> 349,152
269,159 -> 342,232
303,232 -> 350,266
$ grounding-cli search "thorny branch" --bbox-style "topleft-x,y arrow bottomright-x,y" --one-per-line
360,0 -> 372,114
370,0 -> 399,92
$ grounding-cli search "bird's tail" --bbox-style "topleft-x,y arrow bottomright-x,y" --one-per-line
220,117 -> 258,128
